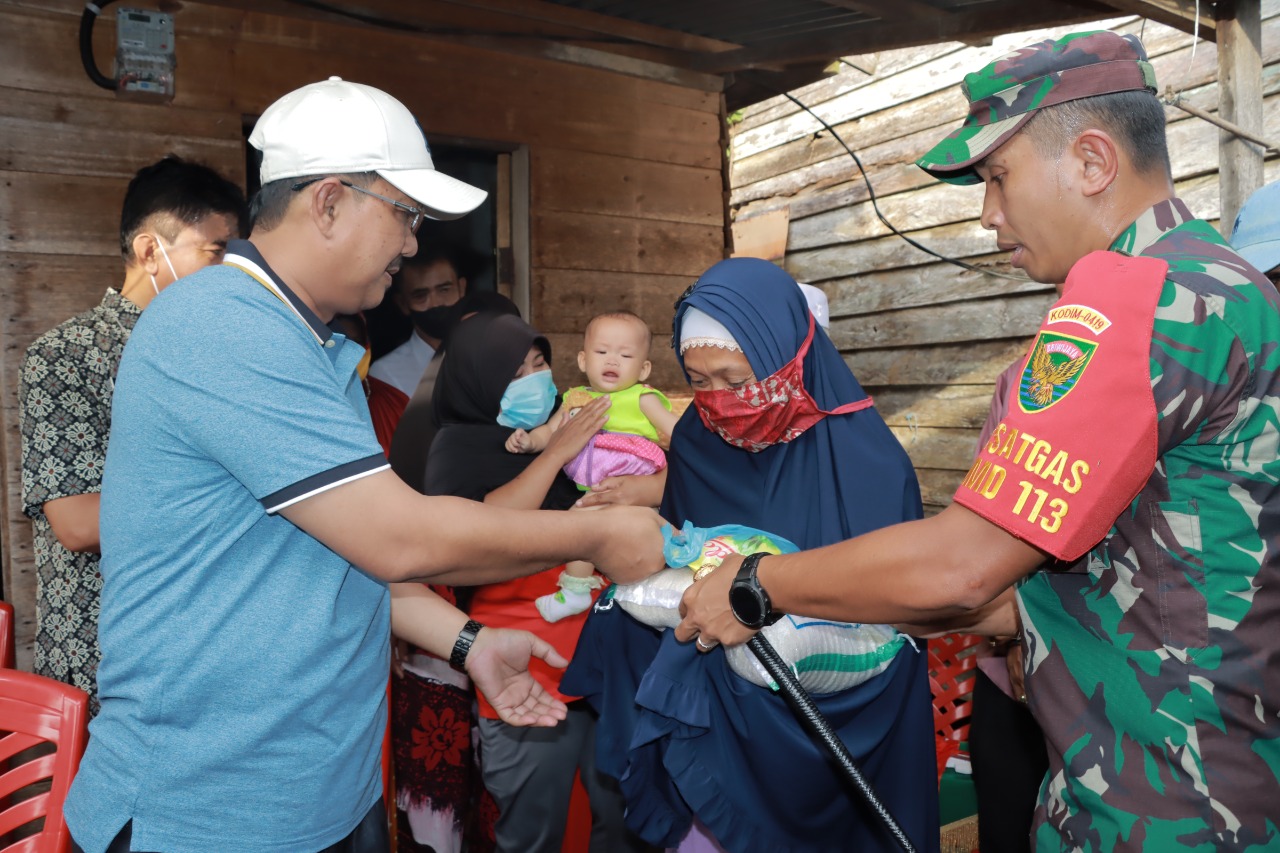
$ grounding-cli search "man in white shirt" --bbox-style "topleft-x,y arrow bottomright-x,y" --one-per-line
369,245 -> 468,398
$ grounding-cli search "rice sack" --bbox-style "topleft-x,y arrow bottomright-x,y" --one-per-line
610,522 -> 905,694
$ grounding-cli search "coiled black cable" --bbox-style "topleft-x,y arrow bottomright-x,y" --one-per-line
80,0 -> 119,90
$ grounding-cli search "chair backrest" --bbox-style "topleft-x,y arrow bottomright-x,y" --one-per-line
0,669 -> 89,853
927,633 -> 986,782
0,602 -> 15,669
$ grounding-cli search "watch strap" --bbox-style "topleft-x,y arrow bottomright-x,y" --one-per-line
732,552 -> 776,629
450,619 -> 484,671
735,552 -> 766,587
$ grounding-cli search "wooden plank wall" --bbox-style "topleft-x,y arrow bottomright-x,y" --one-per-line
0,0 -> 727,667
729,11 -> 1280,512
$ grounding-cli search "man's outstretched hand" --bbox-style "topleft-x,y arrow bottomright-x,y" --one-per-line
466,627 -> 569,727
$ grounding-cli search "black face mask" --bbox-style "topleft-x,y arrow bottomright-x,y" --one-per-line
409,305 -> 456,341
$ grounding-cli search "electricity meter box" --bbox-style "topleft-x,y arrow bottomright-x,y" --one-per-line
114,7 -> 175,103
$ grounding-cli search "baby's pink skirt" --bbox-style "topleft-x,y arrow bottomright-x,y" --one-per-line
563,431 -> 666,489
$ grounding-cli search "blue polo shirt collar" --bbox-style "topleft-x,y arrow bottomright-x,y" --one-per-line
223,239 -> 333,346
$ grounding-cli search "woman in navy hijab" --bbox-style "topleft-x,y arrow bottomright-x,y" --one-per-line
562,258 -> 939,853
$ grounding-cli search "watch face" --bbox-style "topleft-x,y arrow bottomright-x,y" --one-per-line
729,582 -> 764,627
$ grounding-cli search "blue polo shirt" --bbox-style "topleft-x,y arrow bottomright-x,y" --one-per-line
65,241 -> 392,853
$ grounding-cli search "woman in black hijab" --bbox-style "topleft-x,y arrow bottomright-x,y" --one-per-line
425,311 -> 586,508
424,311 -> 654,853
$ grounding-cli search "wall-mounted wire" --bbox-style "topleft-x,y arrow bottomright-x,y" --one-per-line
80,1 -> 119,90
782,91 -> 1029,283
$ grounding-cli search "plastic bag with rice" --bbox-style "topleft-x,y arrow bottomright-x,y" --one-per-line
607,521 -> 906,694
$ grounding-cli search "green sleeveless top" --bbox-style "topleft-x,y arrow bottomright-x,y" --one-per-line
563,384 -> 671,442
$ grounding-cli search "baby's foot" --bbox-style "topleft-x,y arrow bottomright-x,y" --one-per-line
535,587 -> 594,623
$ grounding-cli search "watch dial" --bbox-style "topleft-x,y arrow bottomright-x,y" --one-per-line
730,584 -> 763,626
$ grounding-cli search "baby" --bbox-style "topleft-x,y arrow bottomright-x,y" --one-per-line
507,311 -> 680,621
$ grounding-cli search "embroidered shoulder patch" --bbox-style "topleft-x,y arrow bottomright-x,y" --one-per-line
1018,331 -> 1097,413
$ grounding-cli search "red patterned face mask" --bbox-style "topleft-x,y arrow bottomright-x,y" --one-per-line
692,314 -> 874,452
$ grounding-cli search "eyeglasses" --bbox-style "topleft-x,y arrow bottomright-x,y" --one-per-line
291,178 -> 424,234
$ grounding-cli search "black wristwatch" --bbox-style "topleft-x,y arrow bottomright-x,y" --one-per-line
450,619 -> 484,671
729,552 -> 782,630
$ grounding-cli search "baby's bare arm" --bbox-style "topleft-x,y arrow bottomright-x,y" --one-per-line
639,392 -> 680,449
522,421 -> 555,452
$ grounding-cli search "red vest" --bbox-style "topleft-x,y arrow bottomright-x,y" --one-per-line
953,251 -> 1166,560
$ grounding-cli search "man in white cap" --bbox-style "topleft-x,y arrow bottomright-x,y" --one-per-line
64,78 -> 663,853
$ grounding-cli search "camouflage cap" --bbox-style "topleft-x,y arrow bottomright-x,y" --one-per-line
917,31 -> 1158,185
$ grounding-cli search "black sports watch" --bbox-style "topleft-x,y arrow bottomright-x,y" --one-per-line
450,619 -> 484,671
729,552 -> 782,630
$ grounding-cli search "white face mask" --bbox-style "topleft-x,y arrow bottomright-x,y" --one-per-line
148,237 -> 180,296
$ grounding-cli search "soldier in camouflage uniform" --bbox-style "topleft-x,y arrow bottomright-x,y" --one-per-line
677,31 -> 1280,852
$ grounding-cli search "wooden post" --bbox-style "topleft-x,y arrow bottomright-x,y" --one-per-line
1217,0 -> 1264,233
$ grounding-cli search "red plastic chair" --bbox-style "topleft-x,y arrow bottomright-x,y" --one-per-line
928,633 -> 986,852
0,603 -> 15,669
927,633 -> 986,782
0,669 -> 90,853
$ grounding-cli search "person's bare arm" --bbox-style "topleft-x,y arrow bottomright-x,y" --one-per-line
506,411 -> 564,454
894,586 -> 1020,638
390,583 -> 569,726
43,493 -> 101,553
527,421 -> 555,450
488,397 -> 608,509
676,503 -> 1043,647
280,468 -> 664,585
639,393 -> 680,448
885,361 -> 1030,641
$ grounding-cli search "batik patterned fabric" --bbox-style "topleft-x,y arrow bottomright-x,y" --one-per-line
19,289 -> 139,717
392,659 -> 479,853
1013,199 -> 1280,851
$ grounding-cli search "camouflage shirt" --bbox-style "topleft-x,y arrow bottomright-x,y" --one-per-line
19,289 -> 140,717
1017,199 -> 1280,851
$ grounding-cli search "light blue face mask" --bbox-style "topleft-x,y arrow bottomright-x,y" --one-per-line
497,369 -> 557,430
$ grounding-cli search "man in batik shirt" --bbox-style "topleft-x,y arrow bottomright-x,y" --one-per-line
678,31 -> 1280,851
19,157 -> 245,714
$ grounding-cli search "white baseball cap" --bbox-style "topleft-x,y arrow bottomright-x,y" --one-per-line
249,77 -> 487,221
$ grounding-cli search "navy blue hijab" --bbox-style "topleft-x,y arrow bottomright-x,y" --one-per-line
564,259 -> 939,853
663,257 -> 922,546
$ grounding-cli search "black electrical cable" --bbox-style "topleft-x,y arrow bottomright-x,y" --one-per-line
80,0 -> 119,91
748,635 -> 918,853
782,91 -> 1028,282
